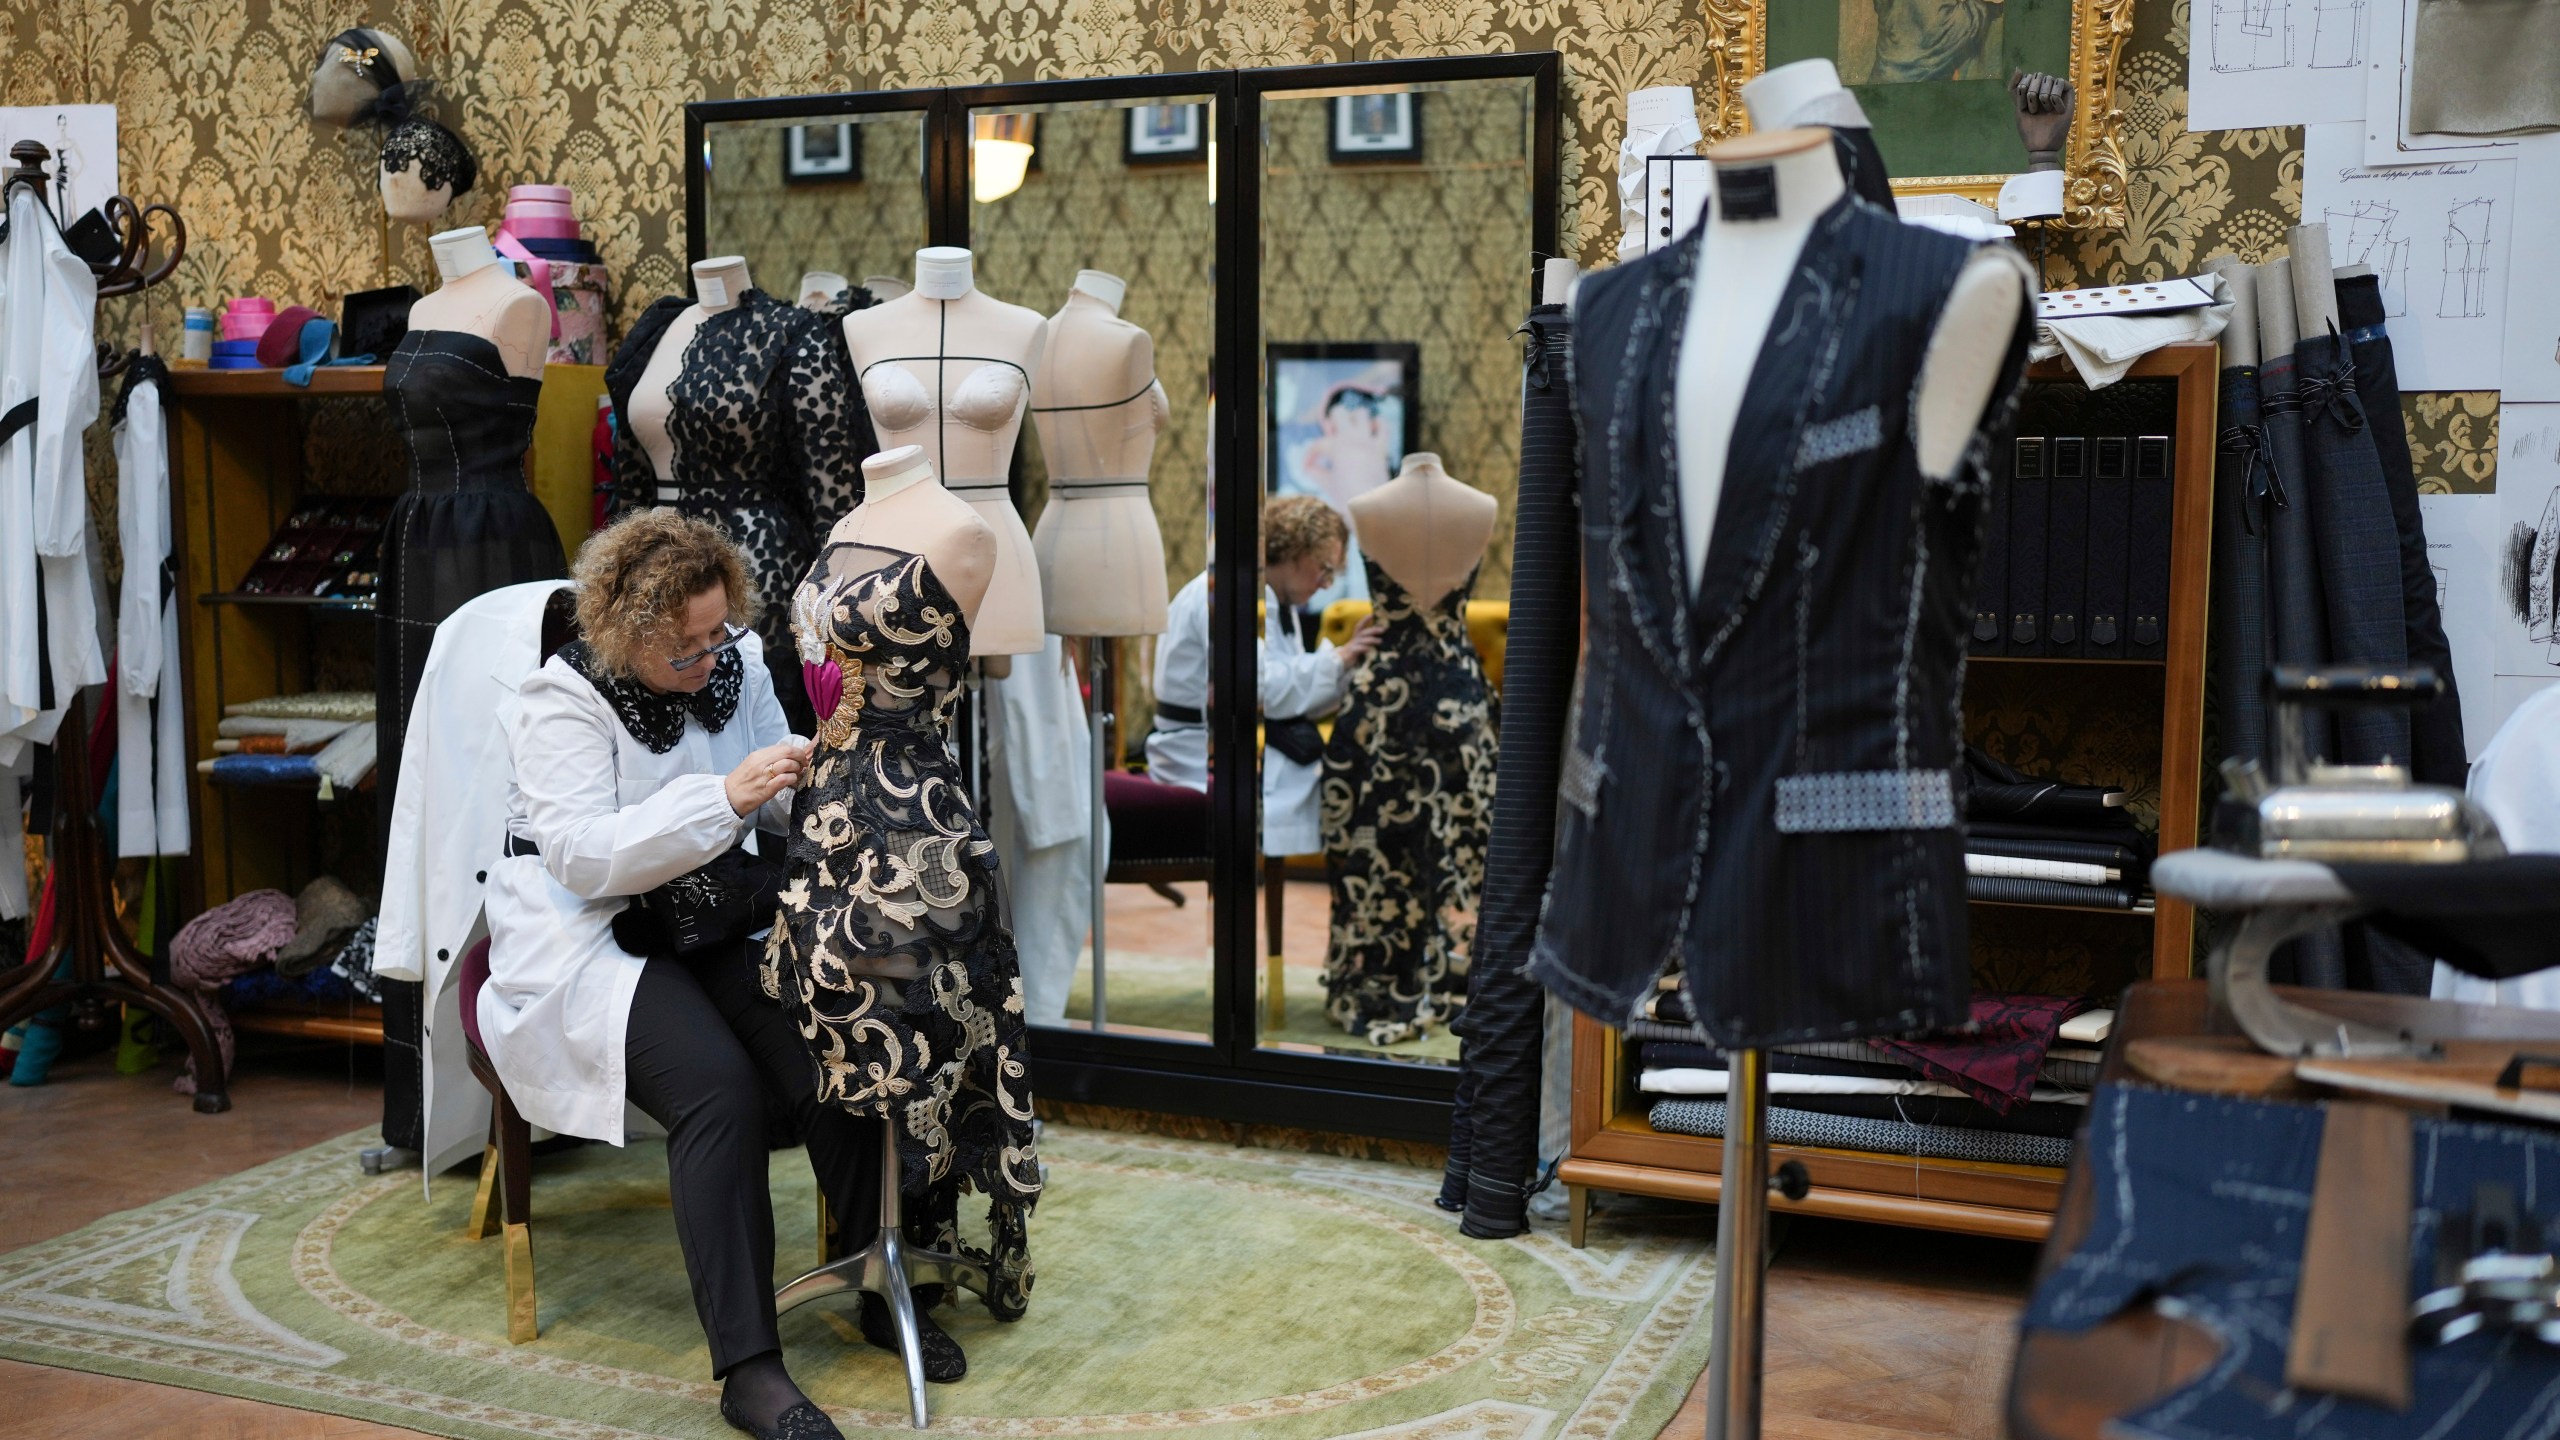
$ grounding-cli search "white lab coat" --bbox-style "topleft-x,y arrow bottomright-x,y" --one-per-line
377,580 -> 570,1182
2433,682 -> 2560,1009
987,637 -> 1099,1027
1143,571 -> 1344,857
478,635 -> 794,1147
0,185 -> 104,751
114,364 -> 187,857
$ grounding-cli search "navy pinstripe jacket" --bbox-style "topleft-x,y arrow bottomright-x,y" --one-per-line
1525,195 -> 2030,1048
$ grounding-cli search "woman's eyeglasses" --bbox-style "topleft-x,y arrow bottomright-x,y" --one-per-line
668,624 -> 748,672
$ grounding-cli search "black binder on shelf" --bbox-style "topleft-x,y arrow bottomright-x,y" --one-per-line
2084,434 -> 2132,658
1973,457 -> 2010,656
2127,433 -> 2173,658
2044,435 -> 2090,655
2007,435 -> 2049,655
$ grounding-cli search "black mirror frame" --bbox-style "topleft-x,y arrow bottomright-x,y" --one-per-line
683,50 -> 1561,1143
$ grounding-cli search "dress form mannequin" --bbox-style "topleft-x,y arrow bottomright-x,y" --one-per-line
1676,130 -> 2026,582
797,269 -> 849,310
626,256 -> 752,481
1029,269 -> 1171,636
861,274 -> 912,303
1737,61 -> 1898,210
825,444 -> 997,630
410,227 -> 549,379
1346,453 -> 1497,610
843,247 -> 1046,654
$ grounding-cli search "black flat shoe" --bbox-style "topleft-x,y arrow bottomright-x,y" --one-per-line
719,1396 -> 846,1440
859,1291 -> 968,1382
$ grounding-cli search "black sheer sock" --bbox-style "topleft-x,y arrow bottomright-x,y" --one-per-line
859,1291 -> 969,1382
721,1351 -> 837,1437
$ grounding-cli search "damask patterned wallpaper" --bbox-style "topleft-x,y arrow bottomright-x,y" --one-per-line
5,0 -> 2492,512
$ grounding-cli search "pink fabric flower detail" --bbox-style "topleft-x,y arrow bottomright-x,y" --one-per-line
804,660 -> 843,721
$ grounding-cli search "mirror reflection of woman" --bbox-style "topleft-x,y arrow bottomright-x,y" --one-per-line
477,512 -> 868,1440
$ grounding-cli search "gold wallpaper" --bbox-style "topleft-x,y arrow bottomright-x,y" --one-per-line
6,0 -> 2496,555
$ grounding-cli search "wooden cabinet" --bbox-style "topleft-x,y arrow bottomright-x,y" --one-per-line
1559,343 -> 2220,1242
167,363 -> 603,1043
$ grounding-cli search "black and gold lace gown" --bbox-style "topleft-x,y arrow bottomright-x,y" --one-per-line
1319,559 -> 1498,1046
764,539 -> 1039,1317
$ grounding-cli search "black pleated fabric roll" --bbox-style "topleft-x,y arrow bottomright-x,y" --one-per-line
2212,361 -> 2275,767
2338,274 -> 2467,784
2257,343 -> 2337,759
2293,329 -> 2411,765
1443,302 -> 1580,1238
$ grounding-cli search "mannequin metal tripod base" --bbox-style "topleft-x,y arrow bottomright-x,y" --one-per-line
773,1123 -> 994,1430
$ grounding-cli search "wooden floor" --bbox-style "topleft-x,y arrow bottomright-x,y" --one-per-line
0,1040 -> 2034,1438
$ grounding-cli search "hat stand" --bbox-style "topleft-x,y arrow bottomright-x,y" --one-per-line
773,1122 -> 996,1430
0,141 -> 220,1108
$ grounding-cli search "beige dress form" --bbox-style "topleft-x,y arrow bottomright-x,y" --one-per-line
842,251 -> 1046,655
1029,277 -> 1171,637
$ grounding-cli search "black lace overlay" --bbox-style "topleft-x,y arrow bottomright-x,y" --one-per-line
556,640 -> 742,754
1320,559 -> 1498,1045
604,290 -> 877,732
379,116 -> 476,197
765,541 -> 1040,1319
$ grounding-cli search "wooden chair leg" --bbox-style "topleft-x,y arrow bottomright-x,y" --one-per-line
496,1096 -> 538,1343
466,1140 -> 501,1240
1147,881 -> 1186,907
1568,1185 -> 1591,1250
1263,856 -> 1287,1033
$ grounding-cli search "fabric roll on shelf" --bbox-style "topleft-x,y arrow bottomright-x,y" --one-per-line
1647,1098 -> 2076,1168
1968,875 -> 2145,910
2253,256 -> 2337,761
1964,853 -> 2117,886
2204,256 -> 2274,769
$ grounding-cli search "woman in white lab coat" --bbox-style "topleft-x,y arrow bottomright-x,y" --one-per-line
479,511 -> 868,1440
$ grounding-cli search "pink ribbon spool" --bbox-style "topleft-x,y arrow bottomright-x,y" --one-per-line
508,184 -> 572,206
498,214 -> 582,241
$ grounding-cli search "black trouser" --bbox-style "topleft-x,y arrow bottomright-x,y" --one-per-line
623,945 -> 880,1377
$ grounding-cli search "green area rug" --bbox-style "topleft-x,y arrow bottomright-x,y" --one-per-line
1062,950 -> 1465,1064
0,1123 -> 1711,1438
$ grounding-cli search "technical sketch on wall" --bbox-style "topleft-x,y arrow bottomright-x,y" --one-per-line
2327,201 -> 2411,316
2502,151 -> 2560,402
2494,410 -> 2560,676
2190,0 -> 2364,127
2304,124 -> 2514,389
2440,199 -> 2495,319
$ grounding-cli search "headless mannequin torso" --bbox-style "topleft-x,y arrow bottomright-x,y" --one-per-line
1673,130 -> 2028,582
1029,270 -> 1172,636
1347,453 -> 1498,610
625,256 -> 751,483
843,247 -> 1046,654
824,444 -> 997,629
410,226 -> 550,380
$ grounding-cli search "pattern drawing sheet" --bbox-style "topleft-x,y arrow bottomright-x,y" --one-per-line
2190,0 -> 2368,129
2500,149 -> 2560,402
2302,123 -> 2512,390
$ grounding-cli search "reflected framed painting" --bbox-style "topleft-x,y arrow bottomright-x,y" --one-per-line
1125,103 -> 1207,164
1710,0 -> 2131,225
783,122 -> 861,184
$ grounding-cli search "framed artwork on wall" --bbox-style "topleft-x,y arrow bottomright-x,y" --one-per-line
783,122 -> 861,184
1712,0 -> 2132,225
1125,103 -> 1207,164
1265,342 -> 1422,515
1328,93 -> 1423,163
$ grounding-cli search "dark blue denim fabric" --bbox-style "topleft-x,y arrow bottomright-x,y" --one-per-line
2028,1085 -> 2560,1439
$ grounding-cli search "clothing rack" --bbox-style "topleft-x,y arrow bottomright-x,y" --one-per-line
0,140 -> 224,1110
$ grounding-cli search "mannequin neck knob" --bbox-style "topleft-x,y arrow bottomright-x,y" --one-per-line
914,247 -> 975,301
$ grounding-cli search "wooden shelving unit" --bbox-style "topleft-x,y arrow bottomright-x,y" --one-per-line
1559,343 -> 2220,1243
168,362 -> 604,1049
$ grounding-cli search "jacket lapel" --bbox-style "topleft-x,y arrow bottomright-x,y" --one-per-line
1606,229 -> 1701,672
1688,199 -> 1863,668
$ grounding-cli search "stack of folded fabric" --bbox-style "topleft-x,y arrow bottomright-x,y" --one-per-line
197,691 -> 378,793
1638,989 -> 2108,1168
493,184 -> 614,365
223,879 -> 383,1011
1963,745 -> 2152,910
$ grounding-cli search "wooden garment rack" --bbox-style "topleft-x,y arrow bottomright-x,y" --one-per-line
0,140 -> 229,1110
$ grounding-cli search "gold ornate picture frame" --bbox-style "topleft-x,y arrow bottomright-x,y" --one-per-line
1704,0 -> 2133,228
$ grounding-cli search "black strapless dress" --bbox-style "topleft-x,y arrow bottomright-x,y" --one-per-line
374,329 -> 565,1151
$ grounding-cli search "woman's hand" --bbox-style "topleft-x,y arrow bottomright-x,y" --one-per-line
725,739 -> 813,816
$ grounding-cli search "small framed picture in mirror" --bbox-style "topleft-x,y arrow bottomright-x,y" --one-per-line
783,122 -> 861,184
1328,93 -> 1421,163
1266,342 -> 1421,516
1124,103 -> 1206,165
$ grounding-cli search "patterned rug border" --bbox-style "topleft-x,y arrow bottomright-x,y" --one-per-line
0,1125 -> 1714,1440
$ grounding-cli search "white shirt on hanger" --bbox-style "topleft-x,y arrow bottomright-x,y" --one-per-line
0,183 -> 105,752
114,364 -> 188,857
